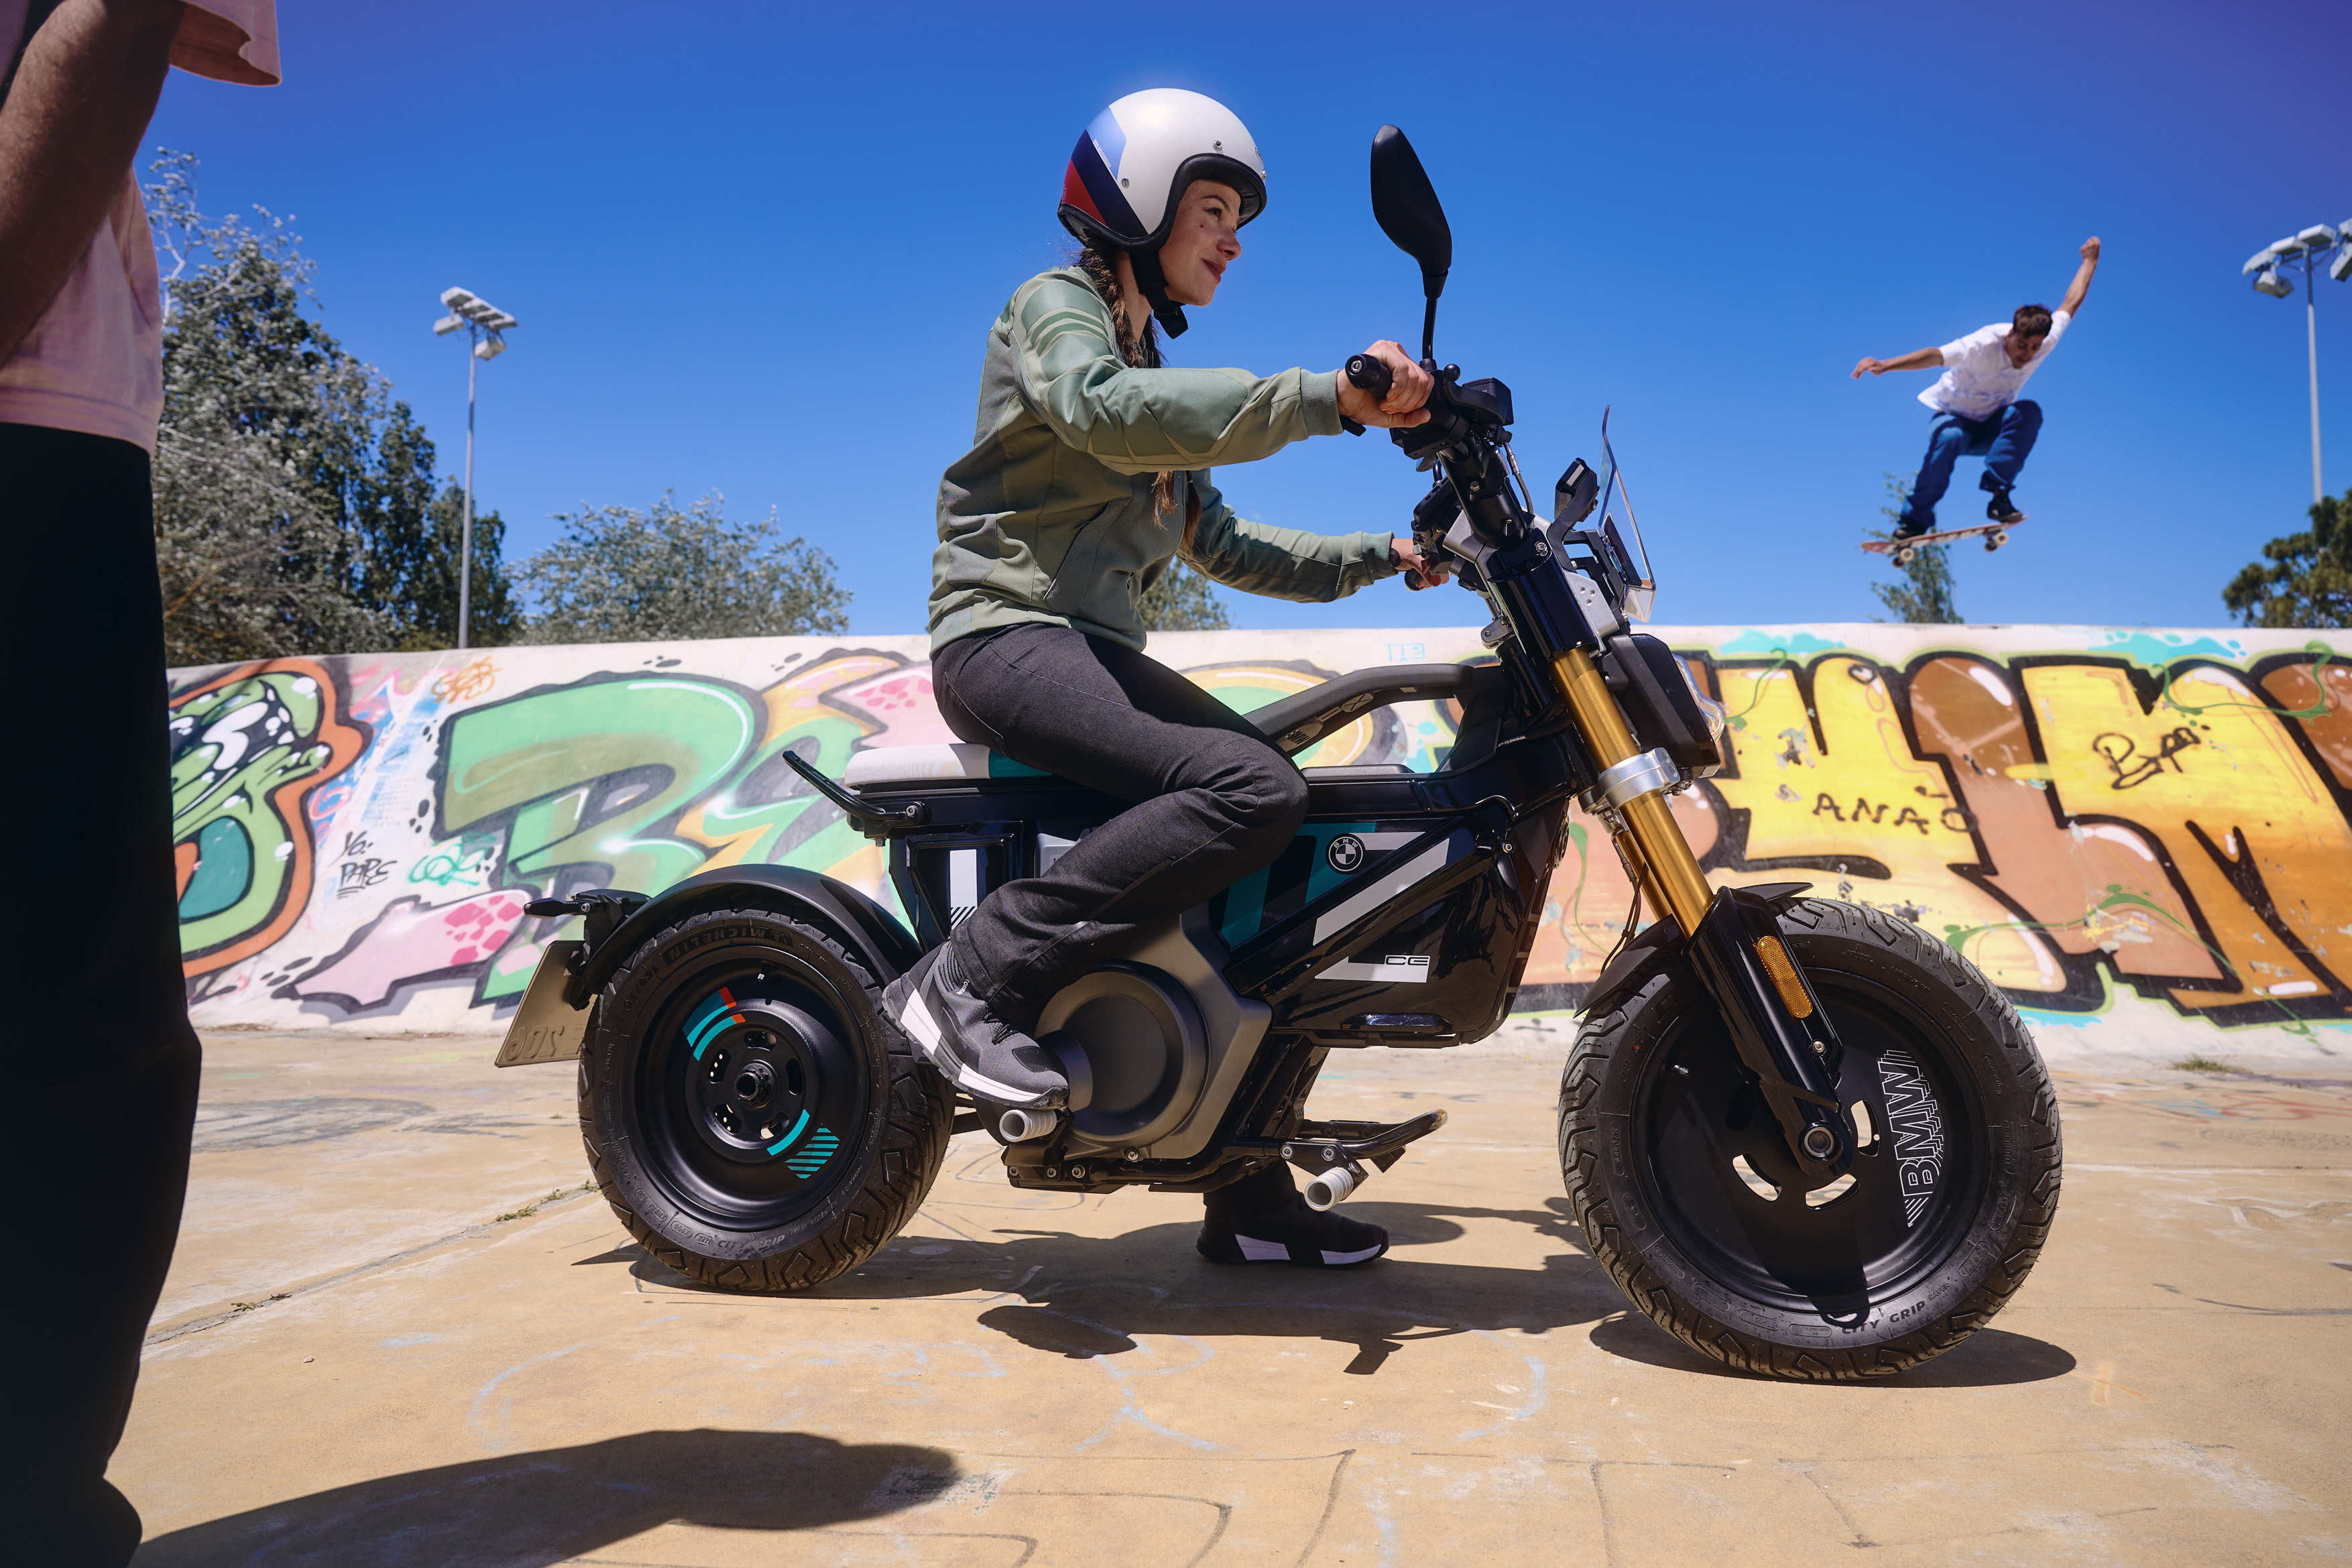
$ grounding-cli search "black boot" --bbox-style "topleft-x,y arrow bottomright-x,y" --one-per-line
882,945 -> 1067,1108
1197,1162 -> 1389,1268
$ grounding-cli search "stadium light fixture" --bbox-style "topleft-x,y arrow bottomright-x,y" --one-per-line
432,286 -> 521,650
2242,224 -> 2351,504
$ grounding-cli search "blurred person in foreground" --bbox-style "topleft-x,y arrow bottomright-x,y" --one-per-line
0,1 -> 278,1561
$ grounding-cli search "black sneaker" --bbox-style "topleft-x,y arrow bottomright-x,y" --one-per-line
1985,489 -> 2025,525
1197,1164 -> 1389,1268
882,947 -> 1067,1109
1891,514 -> 1934,541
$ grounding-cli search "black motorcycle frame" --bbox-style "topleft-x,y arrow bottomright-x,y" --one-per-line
530,122 -> 1863,1207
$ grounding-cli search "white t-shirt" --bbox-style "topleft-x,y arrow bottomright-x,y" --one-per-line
0,0 -> 280,452
1918,309 -> 2070,422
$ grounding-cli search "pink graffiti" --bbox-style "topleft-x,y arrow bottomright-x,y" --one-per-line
286,888 -> 532,1012
832,668 -> 961,749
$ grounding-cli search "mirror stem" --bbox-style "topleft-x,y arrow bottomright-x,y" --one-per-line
1421,296 -> 1437,365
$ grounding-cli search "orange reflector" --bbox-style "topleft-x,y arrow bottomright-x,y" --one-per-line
1753,935 -> 1814,1018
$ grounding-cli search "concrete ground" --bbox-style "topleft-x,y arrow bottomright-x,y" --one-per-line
118,1020 -> 2352,1567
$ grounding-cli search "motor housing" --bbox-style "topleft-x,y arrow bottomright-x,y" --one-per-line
1037,962 -> 1207,1150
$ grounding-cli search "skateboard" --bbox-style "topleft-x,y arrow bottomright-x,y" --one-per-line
1861,515 -> 2025,568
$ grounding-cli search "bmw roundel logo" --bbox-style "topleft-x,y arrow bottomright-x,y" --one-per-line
1326,833 -> 1366,873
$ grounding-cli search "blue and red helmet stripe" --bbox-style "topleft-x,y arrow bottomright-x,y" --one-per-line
1063,127 -> 1143,241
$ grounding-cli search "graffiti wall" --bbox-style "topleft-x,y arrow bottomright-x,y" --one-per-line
166,624 -> 2352,1042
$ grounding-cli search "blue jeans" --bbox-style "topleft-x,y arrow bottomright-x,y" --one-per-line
1900,399 -> 2041,528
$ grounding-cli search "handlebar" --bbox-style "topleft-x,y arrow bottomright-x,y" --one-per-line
1338,353 -> 1393,437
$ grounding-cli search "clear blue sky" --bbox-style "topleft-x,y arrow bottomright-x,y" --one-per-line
148,0 -> 2351,635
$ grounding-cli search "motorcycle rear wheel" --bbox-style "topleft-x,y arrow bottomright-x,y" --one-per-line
1558,898 -> 2060,1380
579,907 -> 951,1291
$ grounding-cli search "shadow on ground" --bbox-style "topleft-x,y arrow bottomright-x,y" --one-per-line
134,1429 -> 959,1567
1586,1310 -> 2078,1386
575,1193 -> 2077,1386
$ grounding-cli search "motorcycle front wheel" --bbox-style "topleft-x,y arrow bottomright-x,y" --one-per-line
1558,898 -> 2061,1380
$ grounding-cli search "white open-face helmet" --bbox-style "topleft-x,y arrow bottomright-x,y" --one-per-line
1058,88 -> 1267,337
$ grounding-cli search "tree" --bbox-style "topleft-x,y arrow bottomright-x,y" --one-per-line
1867,473 -> 1960,624
1138,558 -> 1232,630
152,419 -> 375,665
357,476 -> 525,651
2223,487 -> 2352,628
520,492 -> 851,644
146,150 -> 519,660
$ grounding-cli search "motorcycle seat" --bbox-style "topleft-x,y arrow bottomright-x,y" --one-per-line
843,743 -> 1052,788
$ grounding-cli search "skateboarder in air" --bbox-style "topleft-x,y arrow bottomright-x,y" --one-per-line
1853,238 -> 2101,540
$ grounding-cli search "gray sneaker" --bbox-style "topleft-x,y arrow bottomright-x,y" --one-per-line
882,946 -> 1068,1109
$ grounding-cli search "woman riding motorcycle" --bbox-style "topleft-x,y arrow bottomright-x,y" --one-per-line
884,89 -> 1444,1269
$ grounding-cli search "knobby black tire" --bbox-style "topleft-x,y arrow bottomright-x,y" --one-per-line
578,908 -> 952,1292
1557,898 -> 2062,1380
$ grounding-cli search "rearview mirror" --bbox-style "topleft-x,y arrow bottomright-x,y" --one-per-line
1370,125 -> 1452,302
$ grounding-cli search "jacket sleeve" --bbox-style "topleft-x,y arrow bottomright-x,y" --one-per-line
1182,471 -> 1396,603
1012,273 -> 1344,476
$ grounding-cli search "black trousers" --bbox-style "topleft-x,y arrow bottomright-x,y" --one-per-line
0,424 -> 202,1565
933,623 -> 1309,1028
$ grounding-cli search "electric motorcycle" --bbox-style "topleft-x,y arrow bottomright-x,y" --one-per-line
493,127 -> 2060,1381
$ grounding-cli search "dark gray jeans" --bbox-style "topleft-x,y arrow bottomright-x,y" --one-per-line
933,623 -> 1309,1027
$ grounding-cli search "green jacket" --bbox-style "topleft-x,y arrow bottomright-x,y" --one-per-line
929,267 -> 1397,654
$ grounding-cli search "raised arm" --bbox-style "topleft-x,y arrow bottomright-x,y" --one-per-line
2059,237 -> 2100,318
0,0 -> 185,363
1850,346 -> 1946,380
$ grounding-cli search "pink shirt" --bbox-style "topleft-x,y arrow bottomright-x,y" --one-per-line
0,0 -> 280,452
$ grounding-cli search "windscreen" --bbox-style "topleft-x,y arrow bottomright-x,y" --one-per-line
1595,408 -> 1657,622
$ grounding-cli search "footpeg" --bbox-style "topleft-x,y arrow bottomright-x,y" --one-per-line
1303,1164 -> 1362,1211
998,1107 -> 1062,1144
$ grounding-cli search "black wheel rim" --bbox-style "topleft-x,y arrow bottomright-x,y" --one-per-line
1631,967 -> 1983,1325
631,947 -> 868,1232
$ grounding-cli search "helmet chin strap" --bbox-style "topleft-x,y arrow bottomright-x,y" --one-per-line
1128,245 -> 1189,339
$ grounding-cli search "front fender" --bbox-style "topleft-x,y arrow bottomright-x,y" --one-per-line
1576,879 -> 1816,1020
565,865 -> 921,1008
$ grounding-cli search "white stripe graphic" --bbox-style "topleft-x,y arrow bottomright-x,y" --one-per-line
1313,840 -> 1454,943
1320,955 -> 1432,985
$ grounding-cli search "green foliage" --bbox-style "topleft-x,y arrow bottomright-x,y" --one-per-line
518,492 -> 851,644
147,151 -> 520,661
1867,473 -> 1960,625
2223,488 -> 2352,629
368,483 -> 526,651
1137,557 -> 1232,631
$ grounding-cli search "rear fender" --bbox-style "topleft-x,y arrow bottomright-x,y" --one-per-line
564,865 -> 921,1008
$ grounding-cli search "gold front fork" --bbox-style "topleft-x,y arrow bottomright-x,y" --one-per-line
1549,649 -> 1714,937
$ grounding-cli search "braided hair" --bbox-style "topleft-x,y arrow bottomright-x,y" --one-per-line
1075,243 -> 1181,526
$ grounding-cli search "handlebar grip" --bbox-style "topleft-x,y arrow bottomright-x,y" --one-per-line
1345,353 -> 1394,397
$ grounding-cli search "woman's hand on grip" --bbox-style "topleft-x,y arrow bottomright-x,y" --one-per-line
1337,340 -> 1432,428
1391,534 -> 1450,590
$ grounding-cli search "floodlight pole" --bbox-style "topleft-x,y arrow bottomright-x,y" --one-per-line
461,320 -> 478,650
435,287 -> 516,650
2308,262 -> 2324,507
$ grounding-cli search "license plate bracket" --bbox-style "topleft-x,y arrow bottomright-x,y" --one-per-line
493,941 -> 591,1067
